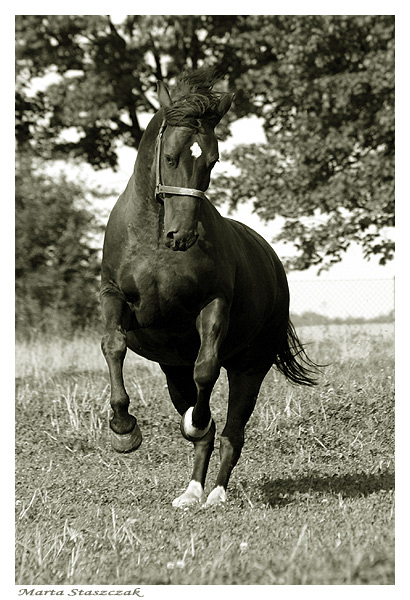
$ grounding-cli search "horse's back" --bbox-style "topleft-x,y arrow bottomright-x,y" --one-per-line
222,215 -> 289,310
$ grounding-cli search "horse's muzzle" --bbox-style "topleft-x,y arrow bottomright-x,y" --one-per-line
165,230 -> 199,251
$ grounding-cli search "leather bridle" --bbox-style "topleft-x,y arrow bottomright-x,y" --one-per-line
154,120 -> 207,202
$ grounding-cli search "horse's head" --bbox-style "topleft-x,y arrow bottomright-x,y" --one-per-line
156,79 -> 233,251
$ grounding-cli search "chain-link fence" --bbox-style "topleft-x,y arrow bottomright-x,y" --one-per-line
288,278 -> 395,324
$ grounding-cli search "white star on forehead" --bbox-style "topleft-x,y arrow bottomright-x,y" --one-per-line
190,142 -> 202,158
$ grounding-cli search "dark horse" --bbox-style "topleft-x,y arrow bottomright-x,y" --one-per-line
101,68 -> 318,507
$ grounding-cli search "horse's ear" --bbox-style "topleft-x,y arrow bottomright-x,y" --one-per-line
157,80 -> 173,108
211,93 -> 234,126
217,93 -> 234,118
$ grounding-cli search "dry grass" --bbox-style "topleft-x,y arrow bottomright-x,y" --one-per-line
15,323 -> 394,585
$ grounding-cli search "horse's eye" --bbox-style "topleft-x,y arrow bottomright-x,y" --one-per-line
165,155 -> 176,167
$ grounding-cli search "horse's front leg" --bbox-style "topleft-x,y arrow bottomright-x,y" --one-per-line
204,369 -> 264,506
181,298 -> 229,439
171,298 -> 228,507
158,364 -> 213,507
101,291 -> 141,453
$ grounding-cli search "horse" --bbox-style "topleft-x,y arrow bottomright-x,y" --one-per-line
100,67 -> 318,508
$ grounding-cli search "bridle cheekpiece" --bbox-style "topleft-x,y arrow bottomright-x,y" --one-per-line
155,120 -> 207,202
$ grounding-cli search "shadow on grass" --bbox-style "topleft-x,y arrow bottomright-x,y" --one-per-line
261,471 -> 394,507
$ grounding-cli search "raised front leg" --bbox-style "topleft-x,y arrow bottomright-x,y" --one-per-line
101,291 -> 141,453
168,298 -> 228,508
160,364 -> 216,508
180,297 -> 229,439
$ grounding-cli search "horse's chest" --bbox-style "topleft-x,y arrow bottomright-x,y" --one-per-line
119,258 -> 205,328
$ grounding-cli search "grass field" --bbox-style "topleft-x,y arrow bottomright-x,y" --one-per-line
15,323 -> 395,585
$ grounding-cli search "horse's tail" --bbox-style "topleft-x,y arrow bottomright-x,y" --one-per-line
275,320 -> 321,386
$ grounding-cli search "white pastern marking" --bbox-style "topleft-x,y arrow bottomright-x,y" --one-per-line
172,480 -> 205,508
183,406 -> 212,438
190,142 -> 202,158
205,486 -> 226,507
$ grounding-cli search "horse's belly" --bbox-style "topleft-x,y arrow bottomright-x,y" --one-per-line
126,328 -> 199,366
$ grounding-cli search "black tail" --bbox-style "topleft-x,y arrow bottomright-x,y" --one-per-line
275,320 -> 321,386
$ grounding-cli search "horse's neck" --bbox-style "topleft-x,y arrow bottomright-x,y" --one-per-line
132,111 -> 162,210
125,114 -> 163,242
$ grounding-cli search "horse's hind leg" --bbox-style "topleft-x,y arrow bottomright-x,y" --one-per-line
160,364 -> 216,507
101,292 -> 141,452
205,367 -> 268,506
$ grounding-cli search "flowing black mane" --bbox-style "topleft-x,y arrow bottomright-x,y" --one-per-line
164,66 -> 224,129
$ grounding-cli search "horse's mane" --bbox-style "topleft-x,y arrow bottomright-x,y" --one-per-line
164,66 -> 225,129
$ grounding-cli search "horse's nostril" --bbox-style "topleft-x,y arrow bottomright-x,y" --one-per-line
165,230 -> 177,250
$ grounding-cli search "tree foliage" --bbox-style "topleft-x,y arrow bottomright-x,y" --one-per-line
15,15 -> 238,166
15,155 -> 104,333
15,15 -> 394,270
209,15 -> 395,270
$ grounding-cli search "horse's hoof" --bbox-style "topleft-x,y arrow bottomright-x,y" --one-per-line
205,486 -> 226,507
110,422 -> 142,453
180,406 -> 212,441
172,480 -> 205,508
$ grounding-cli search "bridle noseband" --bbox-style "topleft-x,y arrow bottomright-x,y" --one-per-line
155,120 -> 207,202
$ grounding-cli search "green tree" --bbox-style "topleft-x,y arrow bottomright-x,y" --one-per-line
15,155 -> 104,333
209,15 -> 395,270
